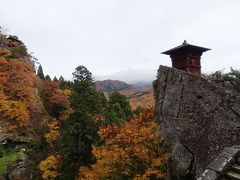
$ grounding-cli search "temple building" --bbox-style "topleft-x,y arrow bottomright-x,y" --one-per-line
162,40 -> 210,76
7,35 -> 23,48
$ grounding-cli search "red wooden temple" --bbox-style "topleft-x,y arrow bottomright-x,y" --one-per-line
162,40 -> 210,76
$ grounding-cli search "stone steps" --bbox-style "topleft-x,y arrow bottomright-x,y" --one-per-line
225,171 -> 240,180
232,165 -> 240,174
225,162 -> 240,180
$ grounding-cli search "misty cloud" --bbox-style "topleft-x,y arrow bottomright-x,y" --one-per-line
1,0 -> 240,82
95,68 -> 158,84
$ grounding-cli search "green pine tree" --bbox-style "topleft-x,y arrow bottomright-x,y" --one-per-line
37,65 -> 45,79
109,91 -> 132,120
45,74 -> 51,80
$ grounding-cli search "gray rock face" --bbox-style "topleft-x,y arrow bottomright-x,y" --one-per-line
0,120 -> 9,142
155,66 -> 240,179
7,154 -> 34,180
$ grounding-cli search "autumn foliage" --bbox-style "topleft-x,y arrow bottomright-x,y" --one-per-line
0,48 -> 37,126
78,109 -> 168,179
129,91 -> 155,110
39,155 -> 60,179
1,32 -> 169,180
40,80 -> 71,121
0,57 -> 37,103
1,39 -> 167,180
0,93 -> 29,125
44,120 -> 60,145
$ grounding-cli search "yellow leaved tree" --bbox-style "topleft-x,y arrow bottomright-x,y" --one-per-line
44,120 -> 60,145
0,91 -> 29,126
78,109 -> 169,179
39,155 -> 60,180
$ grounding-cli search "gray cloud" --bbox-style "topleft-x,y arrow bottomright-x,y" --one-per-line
1,0 -> 240,82
95,68 -> 158,84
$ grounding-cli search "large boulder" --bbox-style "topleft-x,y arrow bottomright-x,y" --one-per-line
155,66 -> 240,179
6,154 -> 34,180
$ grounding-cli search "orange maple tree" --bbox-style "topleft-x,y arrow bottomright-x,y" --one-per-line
78,109 -> 169,179
0,49 -> 37,126
0,57 -> 37,103
40,81 -> 71,121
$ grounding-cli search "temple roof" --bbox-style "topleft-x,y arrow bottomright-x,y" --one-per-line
162,40 -> 211,55
7,35 -> 23,43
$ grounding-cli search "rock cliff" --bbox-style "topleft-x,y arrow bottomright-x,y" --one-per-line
155,66 -> 240,179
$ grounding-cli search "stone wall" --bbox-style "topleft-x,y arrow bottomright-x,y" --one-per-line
155,66 -> 240,179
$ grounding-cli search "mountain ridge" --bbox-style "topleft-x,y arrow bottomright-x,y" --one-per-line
95,79 -> 154,109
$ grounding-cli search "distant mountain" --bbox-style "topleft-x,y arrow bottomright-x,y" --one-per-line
131,81 -> 152,87
95,80 -> 131,94
95,80 -> 154,109
129,91 -> 154,110
119,84 -> 152,97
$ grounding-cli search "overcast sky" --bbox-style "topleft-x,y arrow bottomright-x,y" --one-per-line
1,0 -> 240,83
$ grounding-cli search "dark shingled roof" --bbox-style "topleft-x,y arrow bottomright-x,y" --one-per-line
7,35 -> 23,43
162,40 -> 211,55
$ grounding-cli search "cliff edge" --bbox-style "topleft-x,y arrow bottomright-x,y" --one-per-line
155,66 -> 240,179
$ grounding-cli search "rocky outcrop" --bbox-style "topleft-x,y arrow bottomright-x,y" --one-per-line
0,120 -> 9,142
6,154 -> 34,180
155,66 -> 240,179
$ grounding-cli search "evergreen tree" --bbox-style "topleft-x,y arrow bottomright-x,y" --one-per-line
72,65 -> 93,84
112,103 -> 126,121
59,75 -> 64,81
71,65 -> 101,115
59,112 -> 99,179
53,76 -> 58,81
105,109 -> 119,125
97,91 -> 107,109
59,65 -> 105,178
109,91 -> 132,120
45,74 -> 51,81
104,91 -> 132,126
37,65 -> 45,79
59,80 -> 73,90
